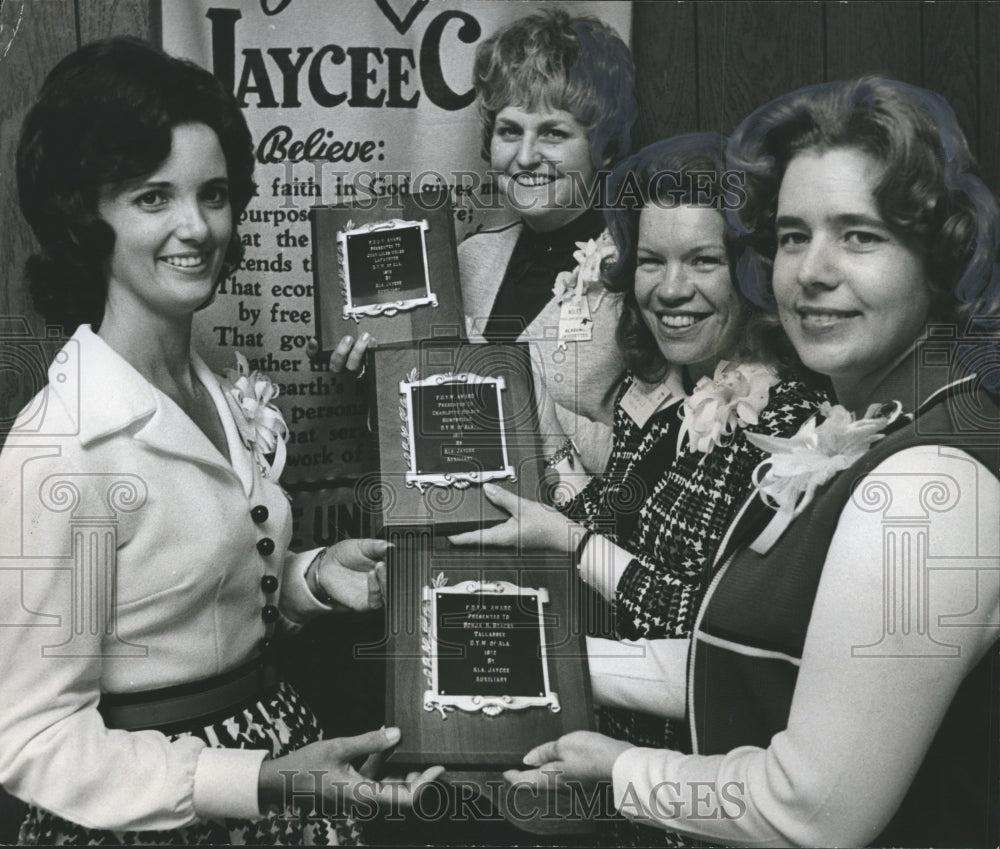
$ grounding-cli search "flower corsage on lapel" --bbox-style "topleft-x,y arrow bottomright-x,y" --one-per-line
745,400 -> 903,553
552,229 -> 618,307
222,352 -> 289,480
677,361 -> 778,454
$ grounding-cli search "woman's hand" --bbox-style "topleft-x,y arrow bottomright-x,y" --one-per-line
306,332 -> 374,374
258,727 -> 444,817
503,731 -> 633,794
447,483 -> 586,553
314,539 -> 389,612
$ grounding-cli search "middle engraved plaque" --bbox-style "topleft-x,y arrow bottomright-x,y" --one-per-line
367,341 -> 546,535
400,373 -> 515,489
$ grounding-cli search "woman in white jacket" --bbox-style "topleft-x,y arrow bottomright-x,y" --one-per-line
0,37 -> 439,845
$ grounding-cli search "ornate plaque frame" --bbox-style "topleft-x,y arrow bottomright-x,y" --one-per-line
338,218 -> 437,320
399,371 -> 516,491
421,576 -> 561,719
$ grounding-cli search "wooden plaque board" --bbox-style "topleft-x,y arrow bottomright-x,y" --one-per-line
365,341 -> 546,536
379,528 -> 594,770
311,189 -> 466,351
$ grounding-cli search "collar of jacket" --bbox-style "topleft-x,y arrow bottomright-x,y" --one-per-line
48,325 -> 256,496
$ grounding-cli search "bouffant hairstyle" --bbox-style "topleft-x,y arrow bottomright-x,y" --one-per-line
472,8 -> 637,168
727,77 -> 1000,325
603,132 -> 803,384
17,37 -> 256,331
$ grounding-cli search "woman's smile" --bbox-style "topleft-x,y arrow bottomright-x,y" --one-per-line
491,105 -> 596,231
634,204 -> 743,380
97,122 -> 232,325
159,252 -> 211,271
653,309 -> 713,331
773,147 -> 933,403
794,305 -> 863,331
510,171 -> 557,188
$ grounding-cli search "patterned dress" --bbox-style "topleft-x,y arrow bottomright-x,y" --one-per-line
561,370 -> 826,847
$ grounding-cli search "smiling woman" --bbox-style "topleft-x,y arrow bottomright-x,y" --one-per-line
632,203 -> 746,380
449,132 -> 827,847
490,104 -> 597,232
773,147 -> 935,409
457,8 -> 638,474
0,36 -> 440,845
508,79 -> 1000,849
97,124 -> 234,329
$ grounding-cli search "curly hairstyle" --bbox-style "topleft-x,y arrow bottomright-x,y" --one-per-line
472,8 -> 637,169
603,132 -> 804,384
17,36 -> 256,332
726,77 -> 1000,326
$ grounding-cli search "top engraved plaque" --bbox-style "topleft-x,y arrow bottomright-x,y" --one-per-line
311,190 -> 466,351
338,218 -> 436,320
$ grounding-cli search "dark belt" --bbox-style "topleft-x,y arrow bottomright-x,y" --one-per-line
99,659 -> 279,732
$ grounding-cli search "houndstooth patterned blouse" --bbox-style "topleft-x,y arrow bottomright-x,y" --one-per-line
565,372 -> 826,643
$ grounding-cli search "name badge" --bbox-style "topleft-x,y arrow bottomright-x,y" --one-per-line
620,378 -> 676,428
557,297 -> 593,347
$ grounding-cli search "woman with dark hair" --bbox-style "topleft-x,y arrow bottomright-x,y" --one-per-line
457,7 -> 638,474
451,133 -> 825,842
0,37 -> 439,845
511,78 -> 1000,848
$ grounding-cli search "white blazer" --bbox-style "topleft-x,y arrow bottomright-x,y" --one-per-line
0,325 -> 326,830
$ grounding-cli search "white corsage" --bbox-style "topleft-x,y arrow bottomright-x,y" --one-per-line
222,352 -> 289,480
745,400 -> 903,552
552,228 -> 618,310
677,361 -> 778,454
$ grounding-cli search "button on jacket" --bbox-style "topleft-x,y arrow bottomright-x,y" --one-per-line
0,325 -> 328,830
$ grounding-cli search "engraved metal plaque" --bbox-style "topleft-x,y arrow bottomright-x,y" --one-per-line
338,218 -> 437,320
422,577 -> 560,718
400,372 -> 515,490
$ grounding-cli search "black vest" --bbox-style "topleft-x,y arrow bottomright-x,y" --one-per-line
690,373 -> 1000,848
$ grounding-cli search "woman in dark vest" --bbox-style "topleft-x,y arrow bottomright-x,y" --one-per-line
450,132 -> 827,844
507,77 -> 1000,848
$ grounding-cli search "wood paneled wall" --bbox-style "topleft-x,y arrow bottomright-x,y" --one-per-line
0,0 -> 153,329
0,0 -> 998,424
631,1 -> 998,189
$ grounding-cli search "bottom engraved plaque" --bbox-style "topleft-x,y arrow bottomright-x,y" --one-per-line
423,577 -> 560,718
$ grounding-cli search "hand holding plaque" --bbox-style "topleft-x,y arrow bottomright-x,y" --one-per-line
447,483 -> 583,554
504,731 -> 633,793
